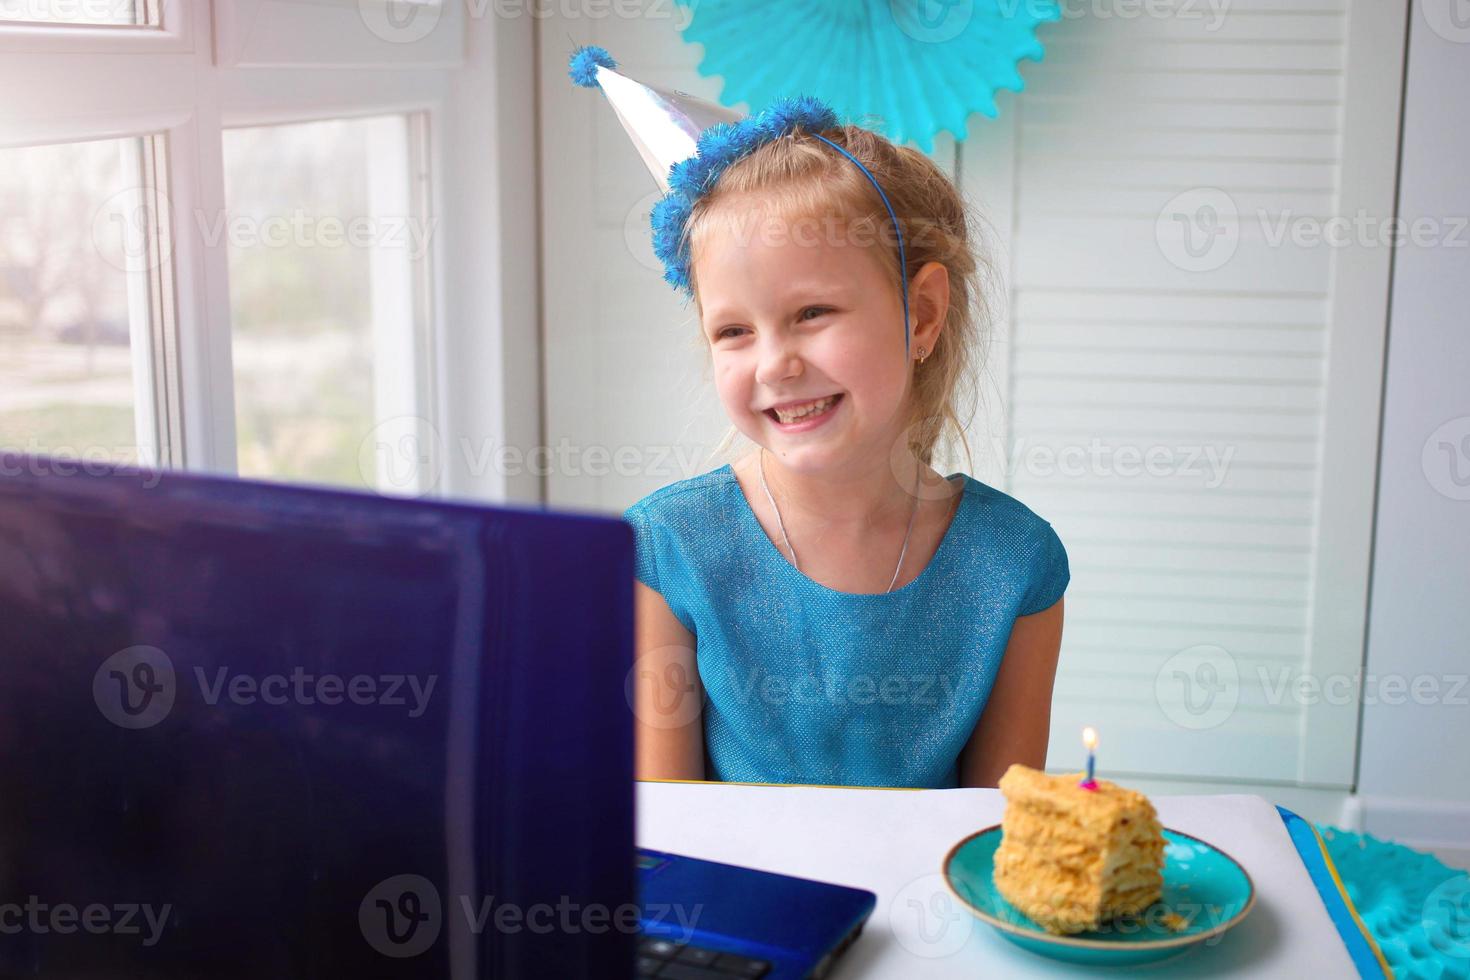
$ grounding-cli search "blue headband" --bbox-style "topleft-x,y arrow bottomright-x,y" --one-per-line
806,133 -> 912,362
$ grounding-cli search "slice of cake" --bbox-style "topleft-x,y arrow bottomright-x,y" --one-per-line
992,763 -> 1165,935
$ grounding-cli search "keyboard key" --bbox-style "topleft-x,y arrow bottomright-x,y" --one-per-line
639,937 -> 683,959
636,955 -> 665,976
674,944 -> 721,965
657,963 -> 730,980
713,952 -> 772,978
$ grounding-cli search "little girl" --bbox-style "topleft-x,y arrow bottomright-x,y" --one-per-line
574,48 -> 1069,789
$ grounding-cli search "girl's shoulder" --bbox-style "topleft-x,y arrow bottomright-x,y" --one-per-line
952,474 -> 1069,614
622,464 -> 738,525
621,465 -> 742,605
953,472 -> 1057,537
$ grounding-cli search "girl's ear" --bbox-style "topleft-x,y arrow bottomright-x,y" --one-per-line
910,261 -> 951,357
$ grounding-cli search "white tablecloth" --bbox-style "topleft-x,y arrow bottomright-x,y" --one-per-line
636,781 -> 1357,979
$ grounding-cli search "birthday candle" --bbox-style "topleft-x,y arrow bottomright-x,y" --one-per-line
1082,727 -> 1097,785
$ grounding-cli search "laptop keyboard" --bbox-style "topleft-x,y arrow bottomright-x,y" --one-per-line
637,936 -> 772,978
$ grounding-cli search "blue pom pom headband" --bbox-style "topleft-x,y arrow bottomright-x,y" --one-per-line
570,44 -> 913,360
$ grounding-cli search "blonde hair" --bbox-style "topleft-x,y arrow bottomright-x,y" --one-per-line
682,124 -> 997,472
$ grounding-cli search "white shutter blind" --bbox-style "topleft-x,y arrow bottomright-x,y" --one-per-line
960,0 -> 1406,786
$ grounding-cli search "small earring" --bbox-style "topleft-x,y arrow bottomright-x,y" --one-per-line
916,346 -> 928,363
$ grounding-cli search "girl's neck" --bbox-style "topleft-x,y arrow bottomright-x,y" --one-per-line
754,447 -> 930,532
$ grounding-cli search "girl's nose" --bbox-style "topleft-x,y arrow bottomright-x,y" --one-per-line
754,333 -> 803,386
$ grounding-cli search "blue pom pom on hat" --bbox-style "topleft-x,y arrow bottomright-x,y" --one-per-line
567,44 -> 616,88
567,44 -> 843,298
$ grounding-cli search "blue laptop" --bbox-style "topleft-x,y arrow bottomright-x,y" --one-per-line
0,455 -> 874,979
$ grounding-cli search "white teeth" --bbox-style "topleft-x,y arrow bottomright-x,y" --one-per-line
773,395 -> 838,423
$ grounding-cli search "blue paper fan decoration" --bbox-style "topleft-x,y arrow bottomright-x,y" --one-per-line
672,0 -> 1062,153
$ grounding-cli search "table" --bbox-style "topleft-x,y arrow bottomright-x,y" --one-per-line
636,781 -> 1365,978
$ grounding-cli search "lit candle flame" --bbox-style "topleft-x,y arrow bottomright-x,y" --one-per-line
1082,727 -> 1097,750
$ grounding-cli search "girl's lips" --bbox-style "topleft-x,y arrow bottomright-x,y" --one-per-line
765,393 -> 844,433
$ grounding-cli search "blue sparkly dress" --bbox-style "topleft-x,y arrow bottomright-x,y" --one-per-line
623,463 -> 1069,789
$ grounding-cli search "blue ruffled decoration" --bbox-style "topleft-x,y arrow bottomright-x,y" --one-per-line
649,94 -> 842,298
672,0 -> 1061,153
1319,826 -> 1470,978
568,44 -> 615,88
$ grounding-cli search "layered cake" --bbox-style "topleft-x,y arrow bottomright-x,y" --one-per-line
992,763 -> 1166,935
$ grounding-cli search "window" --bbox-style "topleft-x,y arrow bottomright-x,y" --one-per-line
223,114 -> 434,493
0,2 -> 480,493
0,0 -> 156,27
0,135 -> 165,465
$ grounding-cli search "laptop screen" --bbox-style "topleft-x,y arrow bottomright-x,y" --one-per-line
0,456 -> 636,977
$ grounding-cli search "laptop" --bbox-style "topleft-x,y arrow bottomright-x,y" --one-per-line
0,454 -> 874,979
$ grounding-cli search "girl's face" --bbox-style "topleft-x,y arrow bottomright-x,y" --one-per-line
694,206 -> 913,478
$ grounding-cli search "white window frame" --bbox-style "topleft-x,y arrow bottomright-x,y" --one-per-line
0,1 -> 538,501
0,0 -> 192,54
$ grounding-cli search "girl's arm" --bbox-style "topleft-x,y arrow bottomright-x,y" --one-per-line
632,581 -> 706,781
956,598 -> 1065,788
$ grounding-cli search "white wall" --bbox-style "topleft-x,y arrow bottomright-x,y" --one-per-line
1354,0 -> 1470,858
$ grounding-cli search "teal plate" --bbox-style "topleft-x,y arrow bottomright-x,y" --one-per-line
943,825 -> 1256,966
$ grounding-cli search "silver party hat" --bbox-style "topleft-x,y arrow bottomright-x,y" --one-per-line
569,45 -> 742,194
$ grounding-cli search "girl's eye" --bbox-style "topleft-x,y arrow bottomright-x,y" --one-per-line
800,306 -> 832,321
714,326 -> 746,340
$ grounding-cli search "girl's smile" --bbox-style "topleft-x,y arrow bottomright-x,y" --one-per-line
764,392 -> 844,430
